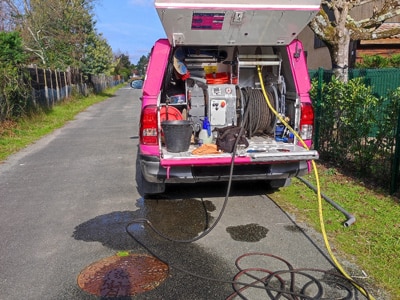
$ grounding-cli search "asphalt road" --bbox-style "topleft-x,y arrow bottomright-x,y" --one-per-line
0,86 -> 374,299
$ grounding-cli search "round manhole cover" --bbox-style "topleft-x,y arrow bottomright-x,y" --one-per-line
77,253 -> 169,297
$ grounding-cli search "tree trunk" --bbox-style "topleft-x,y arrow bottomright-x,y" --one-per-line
328,27 -> 351,82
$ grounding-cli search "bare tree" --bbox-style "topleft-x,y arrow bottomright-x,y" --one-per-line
0,0 -> 16,31
310,0 -> 400,81
2,0 -> 96,68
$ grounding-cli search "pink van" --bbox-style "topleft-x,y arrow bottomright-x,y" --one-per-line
139,0 -> 320,196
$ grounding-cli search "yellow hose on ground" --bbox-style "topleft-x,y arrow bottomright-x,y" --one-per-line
257,65 -> 374,300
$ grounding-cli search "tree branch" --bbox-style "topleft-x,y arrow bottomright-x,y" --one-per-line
356,7 -> 400,28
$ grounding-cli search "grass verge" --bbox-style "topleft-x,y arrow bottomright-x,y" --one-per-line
268,163 -> 400,299
0,85 -> 123,162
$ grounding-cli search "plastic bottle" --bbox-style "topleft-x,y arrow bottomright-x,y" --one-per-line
199,117 -> 213,144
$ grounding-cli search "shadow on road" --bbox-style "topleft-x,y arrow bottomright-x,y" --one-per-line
72,200 -> 235,299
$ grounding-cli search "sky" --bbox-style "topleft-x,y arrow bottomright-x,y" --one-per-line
94,0 -> 166,65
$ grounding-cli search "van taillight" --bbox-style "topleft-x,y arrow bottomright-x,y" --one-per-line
300,102 -> 314,140
140,106 -> 158,145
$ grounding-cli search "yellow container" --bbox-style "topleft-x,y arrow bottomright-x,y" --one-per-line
203,65 -> 217,74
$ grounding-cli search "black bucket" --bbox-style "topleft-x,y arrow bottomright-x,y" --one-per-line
161,120 -> 193,152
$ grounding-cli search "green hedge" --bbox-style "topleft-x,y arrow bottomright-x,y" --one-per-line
310,68 -> 400,193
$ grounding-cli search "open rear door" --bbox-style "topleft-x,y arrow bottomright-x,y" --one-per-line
155,0 -> 321,46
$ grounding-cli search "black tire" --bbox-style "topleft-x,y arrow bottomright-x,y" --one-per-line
140,172 -> 166,198
268,178 -> 291,189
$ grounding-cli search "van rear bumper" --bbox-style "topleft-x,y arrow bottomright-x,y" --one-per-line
140,154 -> 310,184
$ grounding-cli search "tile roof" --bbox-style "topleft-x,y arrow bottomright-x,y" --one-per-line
360,22 -> 400,44
375,22 -> 400,38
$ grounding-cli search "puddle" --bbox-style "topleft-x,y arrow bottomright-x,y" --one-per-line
138,198 -> 216,240
226,223 -> 269,242
72,198 -> 216,248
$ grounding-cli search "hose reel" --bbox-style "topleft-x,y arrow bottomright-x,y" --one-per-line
241,87 -> 277,138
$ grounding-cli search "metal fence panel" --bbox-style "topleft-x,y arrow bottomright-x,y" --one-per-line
309,68 -> 400,194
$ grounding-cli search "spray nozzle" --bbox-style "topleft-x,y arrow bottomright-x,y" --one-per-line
202,117 -> 211,136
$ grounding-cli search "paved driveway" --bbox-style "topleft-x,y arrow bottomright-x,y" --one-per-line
0,86 -> 374,299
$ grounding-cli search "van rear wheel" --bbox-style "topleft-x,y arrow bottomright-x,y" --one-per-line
268,178 -> 291,189
140,173 -> 166,198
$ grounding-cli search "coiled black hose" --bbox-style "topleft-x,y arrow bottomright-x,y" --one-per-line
225,252 -> 367,299
241,87 -> 276,138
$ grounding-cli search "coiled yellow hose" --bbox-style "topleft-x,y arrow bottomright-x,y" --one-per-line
257,65 -> 374,300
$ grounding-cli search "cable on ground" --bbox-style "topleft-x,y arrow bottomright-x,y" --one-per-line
125,222 -> 371,300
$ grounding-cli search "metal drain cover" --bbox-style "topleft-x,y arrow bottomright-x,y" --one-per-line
77,253 -> 169,297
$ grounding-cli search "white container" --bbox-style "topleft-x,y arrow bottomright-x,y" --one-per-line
198,129 -> 213,144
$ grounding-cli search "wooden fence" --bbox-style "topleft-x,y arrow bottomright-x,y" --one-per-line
28,65 -> 123,108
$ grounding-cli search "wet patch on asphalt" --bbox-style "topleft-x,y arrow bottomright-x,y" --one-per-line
72,198 -> 235,299
138,197 -> 216,240
72,210 -> 139,250
226,223 -> 269,242
72,198 -> 216,248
